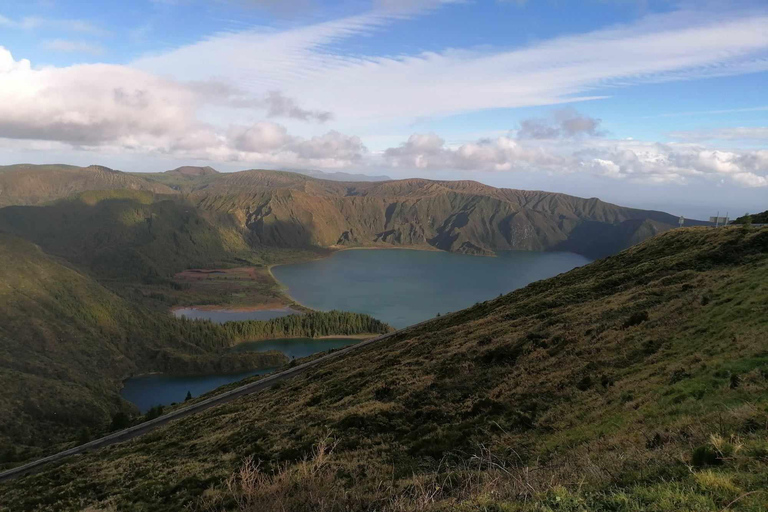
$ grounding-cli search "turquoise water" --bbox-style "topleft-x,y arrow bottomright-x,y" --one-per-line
173,307 -> 301,323
271,249 -> 591,329
121,337 -> 361,412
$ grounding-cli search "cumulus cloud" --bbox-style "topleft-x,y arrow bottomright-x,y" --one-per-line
187,82 -> 332,122
0,46 -> 362,168
0,47 -> 199,146
383,133 -> 768,188
384,133 -> 572,171
262,91 -> 333,122
517,108 -> 603,139
227,122 -> 365,165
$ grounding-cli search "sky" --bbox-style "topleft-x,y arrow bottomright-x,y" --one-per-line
0,0 -> 766,219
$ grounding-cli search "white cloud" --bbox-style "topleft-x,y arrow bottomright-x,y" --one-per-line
42,39 -> 105,56
382,134 -> 768,188
384,133 -> 573,172
0,47 -> 363,169
132,6 -> 768,129
517,108 -> 603,139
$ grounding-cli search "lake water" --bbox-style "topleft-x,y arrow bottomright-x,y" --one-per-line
120,368 -> 275,413
121,337 -> 361,412
172,306 -> 302,323
271,249 -> 591,329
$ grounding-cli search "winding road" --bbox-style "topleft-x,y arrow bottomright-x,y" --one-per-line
0,323 -> 423,483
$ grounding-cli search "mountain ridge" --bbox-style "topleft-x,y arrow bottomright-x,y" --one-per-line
0,164 -> 705,260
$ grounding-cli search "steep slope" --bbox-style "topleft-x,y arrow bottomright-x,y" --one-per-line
0,164 -> 176,207
3,226 -> 766,511
1,165 -> 701,259
188,173 -> 700,258
0,190 -> 259,281
0,235 -> 286,458
733,210 -> 768,225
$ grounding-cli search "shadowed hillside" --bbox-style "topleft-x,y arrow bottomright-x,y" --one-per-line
3,226 -> 766,511
0,235 -> 391,464
0,190 -> 259,281
0,235 -> 295,457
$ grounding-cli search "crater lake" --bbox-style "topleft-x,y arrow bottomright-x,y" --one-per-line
271,249 -> 591,329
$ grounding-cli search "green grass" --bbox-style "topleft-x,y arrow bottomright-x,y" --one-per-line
0,234 -> 391,466
1,226 -> 766,511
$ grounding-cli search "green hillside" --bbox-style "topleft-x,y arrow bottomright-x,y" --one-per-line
0,190 -> 260,281
3,226 -> 766,511
1,165 -> 703,261
0,164 -> 175,207
0,235 -> 390,462
0,234 -> 287,458
182,171 -> 698,259
732,210 -> 768,225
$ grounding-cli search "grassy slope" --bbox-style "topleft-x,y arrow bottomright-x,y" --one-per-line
0,164 -> 703,263
3,226 -> 766,511
0,190 -> 259,281
733,210 -> 768,225
0,164 -> 175,207
0,234 -> 286,459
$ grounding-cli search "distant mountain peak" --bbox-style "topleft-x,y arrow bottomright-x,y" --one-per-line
286,168 -> 392,182
166,166 -> 219,176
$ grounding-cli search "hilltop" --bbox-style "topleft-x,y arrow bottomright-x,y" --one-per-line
2,226 -> 766,511
0,164 -> 175,207
0,164 -> 703,261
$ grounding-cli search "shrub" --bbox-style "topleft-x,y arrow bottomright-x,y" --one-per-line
109,412 -> 132,431
622,311 -> 649,329
691,445 -> 721,467
576,375 -> 593,391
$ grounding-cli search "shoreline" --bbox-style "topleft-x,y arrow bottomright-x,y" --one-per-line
170,303 -> 297,313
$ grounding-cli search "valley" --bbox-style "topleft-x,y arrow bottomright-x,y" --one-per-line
1,224 -> 765,511
2,163 -> 763,511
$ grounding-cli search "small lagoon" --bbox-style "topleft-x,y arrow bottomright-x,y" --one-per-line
121,337 -> 361,412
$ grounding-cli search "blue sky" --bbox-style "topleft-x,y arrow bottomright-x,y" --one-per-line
0,0 -> 766,218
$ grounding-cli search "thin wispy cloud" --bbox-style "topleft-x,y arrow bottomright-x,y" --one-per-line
649,106 -> 768,118
669,127 -> 768,142
133,6 -> 768,129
